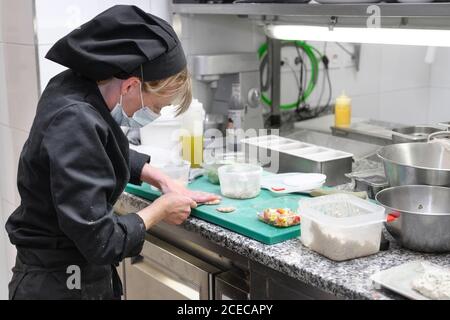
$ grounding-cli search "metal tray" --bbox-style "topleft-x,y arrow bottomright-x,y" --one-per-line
241,135 -> 353,186
371,261 -> 450,300
392,125 -> 442,144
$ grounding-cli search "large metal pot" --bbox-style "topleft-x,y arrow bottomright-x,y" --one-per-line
377,143 -> 450,187
376,185 -> 450,253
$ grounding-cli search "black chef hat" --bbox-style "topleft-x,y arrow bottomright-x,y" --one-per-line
46,5 -> 186,81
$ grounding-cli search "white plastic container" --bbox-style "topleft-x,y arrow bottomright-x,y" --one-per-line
218,164 -> 263,199
299,194 -> 386,261
140,106 -> 182,151
129,145 -> 178,165
203,152 -> 247,185
152,160 -> 191,188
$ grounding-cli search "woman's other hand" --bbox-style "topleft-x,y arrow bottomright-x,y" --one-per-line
137,193 -> 197,229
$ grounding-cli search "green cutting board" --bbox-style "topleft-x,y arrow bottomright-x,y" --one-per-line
126,177 -> 311,245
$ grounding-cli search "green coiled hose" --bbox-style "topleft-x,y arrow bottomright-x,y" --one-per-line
258,40 -> 321,110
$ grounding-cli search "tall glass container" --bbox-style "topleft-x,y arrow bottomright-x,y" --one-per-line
181,99 -> 206,168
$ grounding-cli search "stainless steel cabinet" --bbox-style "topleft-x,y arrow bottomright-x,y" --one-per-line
249,261 -> 340,300
125,235 -> 221,300
215,271 -> 249,300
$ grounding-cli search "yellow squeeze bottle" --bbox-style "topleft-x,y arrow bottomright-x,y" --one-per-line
181,99 -> 205,168
335,92 -> 352,128
182,136 -> 204,169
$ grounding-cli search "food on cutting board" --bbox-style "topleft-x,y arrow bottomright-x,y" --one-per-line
204,199 -> 222,206
258,208 -> 301,228
206,168 -> 220,185
217,207 -> 236,213
412,263 -> 450,300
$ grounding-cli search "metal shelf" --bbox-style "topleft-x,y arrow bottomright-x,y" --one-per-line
172,3 -> 450,18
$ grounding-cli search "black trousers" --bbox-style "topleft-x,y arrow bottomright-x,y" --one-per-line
9,256 -> 122,300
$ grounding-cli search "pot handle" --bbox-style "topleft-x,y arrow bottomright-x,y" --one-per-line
438,122 -> 450,131
387,211 -> 401,223
428,131 -> 450,142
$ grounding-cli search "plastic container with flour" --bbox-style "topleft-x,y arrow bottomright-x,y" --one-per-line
299,194 -> 386,261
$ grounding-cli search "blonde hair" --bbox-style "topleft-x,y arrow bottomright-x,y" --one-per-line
143,67 -> 192,116
97,67 -> 192,116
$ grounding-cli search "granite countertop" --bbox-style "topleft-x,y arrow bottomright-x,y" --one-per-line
116,191 -> 450,300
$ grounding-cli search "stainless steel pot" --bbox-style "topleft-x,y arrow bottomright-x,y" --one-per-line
377,142 -> 450,187
376,185 -> 450,253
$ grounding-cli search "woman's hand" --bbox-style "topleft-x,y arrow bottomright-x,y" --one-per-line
140,163 -> 220,204
137,193 -> 197,229
160,178 -> 221,204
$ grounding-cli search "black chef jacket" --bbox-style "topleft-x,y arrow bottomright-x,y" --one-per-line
5,69 -> 150,300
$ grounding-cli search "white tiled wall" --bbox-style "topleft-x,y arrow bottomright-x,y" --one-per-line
379,46 -> 430,92
429,48 -> 450,124
429,88 -> 450,124
0,200 -> 17,299
35,0 -> 157,91
0,0 -> 169,300
0,0 -> 35,45
0,201 -> 6,300
3,44 -> 40,130
379,88 -> 431,125
181,16 -> 450,127
0,0 -> 39,300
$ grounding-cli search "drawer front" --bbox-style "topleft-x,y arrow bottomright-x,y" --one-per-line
125,257 -> 200,300
125,237 -> 220,300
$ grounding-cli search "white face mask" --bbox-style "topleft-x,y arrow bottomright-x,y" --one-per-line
110,79 -> 161,128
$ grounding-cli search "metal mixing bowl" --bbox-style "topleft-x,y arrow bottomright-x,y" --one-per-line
377,142 -> 450,187
376,185 -> 450,253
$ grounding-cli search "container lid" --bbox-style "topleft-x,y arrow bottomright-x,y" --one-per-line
298,194 -> 386,228
261,173 -> 326,194
218,164 -> 263,175
336,91 -> 352,104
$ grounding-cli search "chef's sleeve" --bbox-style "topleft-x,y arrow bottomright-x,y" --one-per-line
128,149 -> 150,185
41,104 -> 146,266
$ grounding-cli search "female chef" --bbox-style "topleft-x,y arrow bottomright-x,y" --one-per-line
6,5 -> 219,300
